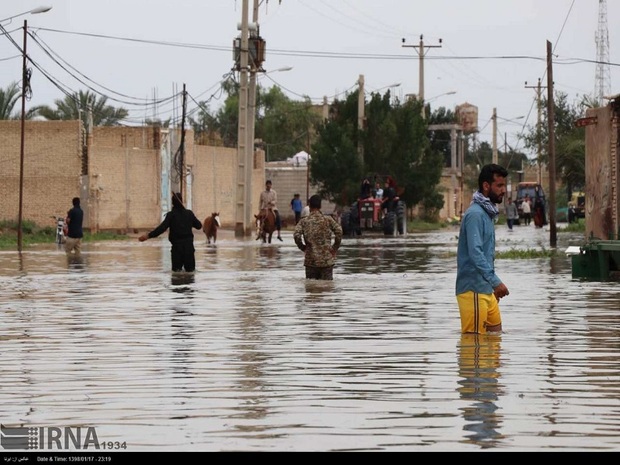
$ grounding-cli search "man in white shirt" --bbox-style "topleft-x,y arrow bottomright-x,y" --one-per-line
259,180 -> 283,241
521,194 -> 532,226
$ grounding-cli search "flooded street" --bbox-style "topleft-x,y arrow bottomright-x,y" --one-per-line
1,224 -> 619,452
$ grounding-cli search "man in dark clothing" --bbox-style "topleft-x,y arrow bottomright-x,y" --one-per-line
381,177 -> 397,213
65,197 -> 84,256
293,195 -> 343,280
139,192 -> 202,272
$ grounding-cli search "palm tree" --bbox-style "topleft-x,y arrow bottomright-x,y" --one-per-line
0,82 -> 40,120
0,82 -> 22,120
33,90 -> 128,127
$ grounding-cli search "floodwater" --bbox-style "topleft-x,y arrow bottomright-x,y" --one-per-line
1,223 -> 619,452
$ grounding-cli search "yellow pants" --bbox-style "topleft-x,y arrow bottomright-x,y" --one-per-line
456,291 -> 502,334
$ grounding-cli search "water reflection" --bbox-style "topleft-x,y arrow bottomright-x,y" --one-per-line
171,271 -> 195,291
457,333 -> 504,448
67,254 -> 86,269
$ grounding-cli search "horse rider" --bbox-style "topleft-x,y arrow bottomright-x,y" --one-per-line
259,180 -> 283,241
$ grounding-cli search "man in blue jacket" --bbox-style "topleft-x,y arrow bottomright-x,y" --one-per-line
456,164 -> 510,334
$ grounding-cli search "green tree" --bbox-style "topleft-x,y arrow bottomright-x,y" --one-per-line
310,88 -> 444,214
33,90 -> 128,126
256,86 -> 321,161
196,79 -> 321,154
0,81 -> 38,120
523,91 -> 586,196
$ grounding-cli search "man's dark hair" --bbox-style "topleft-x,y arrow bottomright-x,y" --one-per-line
72,197 -> 80,207
266,180 -> 272,185
478,164 -> 508,191
172,192 -> 184,209
309,194 -> 322,209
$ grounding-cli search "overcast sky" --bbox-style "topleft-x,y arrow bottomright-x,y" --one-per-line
1,0 -> 618,158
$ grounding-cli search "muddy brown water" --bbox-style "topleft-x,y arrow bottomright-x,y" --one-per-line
1,224 -> 619,452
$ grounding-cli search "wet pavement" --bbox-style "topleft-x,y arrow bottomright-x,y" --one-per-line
0,223 -> 619,452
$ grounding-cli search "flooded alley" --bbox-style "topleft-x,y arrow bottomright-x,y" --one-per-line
1,224 -> 619,452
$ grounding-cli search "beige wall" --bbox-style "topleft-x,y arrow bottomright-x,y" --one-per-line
0,121 -> 265,232
0,120 -> 82,228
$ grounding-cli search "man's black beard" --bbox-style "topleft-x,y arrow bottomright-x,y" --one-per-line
489,191 -> 503,204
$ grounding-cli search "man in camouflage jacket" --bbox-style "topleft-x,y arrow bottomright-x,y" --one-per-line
293,195 -> 343,280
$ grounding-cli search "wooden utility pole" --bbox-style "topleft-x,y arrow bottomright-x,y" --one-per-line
525,78 -> 547,185
402,34 -> 442,118
546,40 -> 557,247
17,20 -> 28,252
357,74 -> 365,165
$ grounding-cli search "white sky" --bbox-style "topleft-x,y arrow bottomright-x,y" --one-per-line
1,0 -> 618,158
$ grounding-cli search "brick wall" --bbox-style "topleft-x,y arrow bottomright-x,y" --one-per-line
0,120 -> 82,228
0,121 -> 266,232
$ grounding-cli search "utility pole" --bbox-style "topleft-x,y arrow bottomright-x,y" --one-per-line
17,20 -> 28,252
245,0 -> 260,237
402,34 -> 442,118
179,84 -> 187,200
235,0 -> 250,237
546,40 -> 557,248
357,74 -> 365,165
492,107 -> 498,164
525,78 -> 547,185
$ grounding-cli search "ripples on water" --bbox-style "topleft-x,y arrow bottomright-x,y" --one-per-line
0,225 -> 619,451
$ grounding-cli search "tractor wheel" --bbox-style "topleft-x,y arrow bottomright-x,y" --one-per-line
396,201 -> 406,234
383,211 -> 396,236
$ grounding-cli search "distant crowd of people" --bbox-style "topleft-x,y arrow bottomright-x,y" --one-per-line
503,192 -> 547,231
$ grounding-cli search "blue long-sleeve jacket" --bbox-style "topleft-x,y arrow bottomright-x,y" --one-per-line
455,202 -> 502,295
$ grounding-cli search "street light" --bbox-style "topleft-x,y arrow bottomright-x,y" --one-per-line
16,5 -> 53,252
427,90 -> 457,103
421,90 -> 457,119
0,5 -> 52,25
267,66 -> 293,74
497,115 -> 525,124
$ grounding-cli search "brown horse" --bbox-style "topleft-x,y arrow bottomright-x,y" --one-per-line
255,209 -> 276,243
203,212 -> 221,244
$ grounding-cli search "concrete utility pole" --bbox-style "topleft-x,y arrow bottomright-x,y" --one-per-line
357,74 -> 365,165
235,0 -> 250,237
492,107 -> 498,164
402,34 -> 442,118
546,40 -> 557,248
525,78 -> 547,185
244,0 -> 260,237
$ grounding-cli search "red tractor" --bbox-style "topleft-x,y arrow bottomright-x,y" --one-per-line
341,176 -> 406,237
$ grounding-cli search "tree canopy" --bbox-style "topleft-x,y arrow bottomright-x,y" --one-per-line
33,90 -> 128,127
522,90 -> 587,197
0,81 -> 38,120
310,89 -> 445,217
